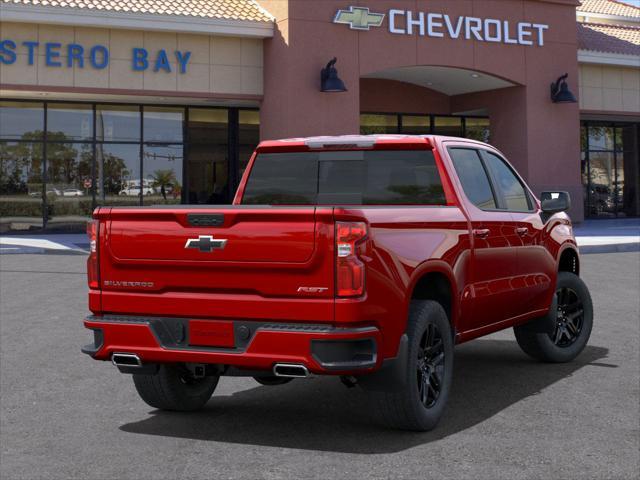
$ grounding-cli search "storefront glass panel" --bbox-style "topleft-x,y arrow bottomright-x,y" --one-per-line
47,143 -> 94,226
143,144 -> 183,204
401,116 -> 430,135
239,110 -> 260,176
588,126 -> 615,151
0,102 -> 44,140
144,107 -> 184,143
465,118 -> 491,143
582,121 -> 639,218
588,152 -> 616,216
361,113 -> 490,141
0,141 -> 44,230
96,105 -> 140,142
96,143 -> 141,206
1,101 -> 260,230
433,116 -> 463,137
360,114 -> 399,134
186,108 -> 229,204
47,103 -> 93,141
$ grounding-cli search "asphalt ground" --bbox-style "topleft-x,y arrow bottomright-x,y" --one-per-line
0,252 -> 638,480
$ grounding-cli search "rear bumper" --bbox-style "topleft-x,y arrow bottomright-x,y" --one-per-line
82,315 -> 381,375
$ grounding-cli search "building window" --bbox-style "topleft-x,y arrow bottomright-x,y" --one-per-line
0,140 -> 44,229
186,108 -> 229,204
433,116 -> 463,137
582,121 -> 639,218
464,117 -> 491,143
360,114 -> 400,134
0,100 -> 260,232
360,113 -> 490,141
238,110 -> 260,177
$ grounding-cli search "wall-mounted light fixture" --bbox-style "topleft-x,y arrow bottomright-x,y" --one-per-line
550,73 -> 577,104
321,57 -> 347,92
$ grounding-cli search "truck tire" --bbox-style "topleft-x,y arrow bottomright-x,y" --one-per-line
514,271 -> 593,363
253,376 -> 293,386
372,300 -> 454,431
132,364 -> 219,411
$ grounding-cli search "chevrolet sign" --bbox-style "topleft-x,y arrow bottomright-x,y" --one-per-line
334,6 -> 385,31
334,6 -> 549,47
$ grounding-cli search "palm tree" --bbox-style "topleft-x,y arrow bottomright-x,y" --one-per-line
151,169 -> 177,202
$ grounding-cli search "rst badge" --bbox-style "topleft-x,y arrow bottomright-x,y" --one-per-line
184,235 -> 227,253
297,287 -> 329,294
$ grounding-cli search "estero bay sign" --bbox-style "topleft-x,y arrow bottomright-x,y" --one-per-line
0,41 -> 192,73
334,6 -> 550,46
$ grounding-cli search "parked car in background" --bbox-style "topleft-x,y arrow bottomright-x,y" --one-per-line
83,135 -> 593,432
63,188 -> 85,197
119,186 -> 154,196
29,187 -> 61,197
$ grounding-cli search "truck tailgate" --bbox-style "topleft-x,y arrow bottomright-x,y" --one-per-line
95,206 -> 335,321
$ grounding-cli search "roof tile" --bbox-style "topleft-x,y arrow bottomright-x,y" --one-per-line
577,0 -> 640,19
577,22 -> 640,55
0,0 -> 274,22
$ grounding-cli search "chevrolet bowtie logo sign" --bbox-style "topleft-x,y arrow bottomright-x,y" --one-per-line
185,235 -> 227,253
334,6 -> 385,31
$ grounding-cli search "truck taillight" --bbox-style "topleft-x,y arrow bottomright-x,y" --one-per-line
336,222 -> 367,298
87,220 -> 99,289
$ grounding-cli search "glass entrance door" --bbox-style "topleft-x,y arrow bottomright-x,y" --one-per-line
582,122 -> 639,218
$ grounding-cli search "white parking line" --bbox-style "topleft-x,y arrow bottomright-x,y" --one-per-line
576,236 -> 640,246
0,238 -> 71,250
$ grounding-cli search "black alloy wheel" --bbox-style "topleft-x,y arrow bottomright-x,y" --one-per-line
552,286 -> 584,347
417,323 -> 445,408
514,271 -> 593,364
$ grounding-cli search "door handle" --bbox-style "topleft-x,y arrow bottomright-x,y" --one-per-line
473,228 -> 490,239
516,227 -> 529,236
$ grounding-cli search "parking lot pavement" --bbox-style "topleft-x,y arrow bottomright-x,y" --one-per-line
1,252 -> 638,480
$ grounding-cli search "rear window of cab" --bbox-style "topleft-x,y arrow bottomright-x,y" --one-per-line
241,150 -> 447,205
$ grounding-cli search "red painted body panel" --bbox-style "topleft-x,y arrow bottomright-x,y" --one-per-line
84,135 -> 578,375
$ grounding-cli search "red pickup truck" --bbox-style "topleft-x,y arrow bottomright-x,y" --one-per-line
82,135 -> 593,431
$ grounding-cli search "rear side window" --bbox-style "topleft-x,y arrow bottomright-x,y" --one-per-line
482,151 -> 531,211
241,150 -> 446,205
448,148 -> 497,209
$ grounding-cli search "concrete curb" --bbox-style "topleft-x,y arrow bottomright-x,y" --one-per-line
578,243 -> 640,254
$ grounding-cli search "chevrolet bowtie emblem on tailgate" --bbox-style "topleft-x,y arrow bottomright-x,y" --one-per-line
184,235 -> 227,253
334,6 -> 385,30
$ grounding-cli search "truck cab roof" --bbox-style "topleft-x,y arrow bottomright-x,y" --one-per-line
256,134 -> 490,152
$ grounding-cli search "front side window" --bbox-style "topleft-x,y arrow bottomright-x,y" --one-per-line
242,150 -> 446,205
482,151 -> 531,211
448,148 -> 496,209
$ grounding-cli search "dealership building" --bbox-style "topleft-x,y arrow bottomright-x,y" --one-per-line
0,0 -> 638,231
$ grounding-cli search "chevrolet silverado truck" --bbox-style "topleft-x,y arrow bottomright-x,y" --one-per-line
82,135 -> 593,431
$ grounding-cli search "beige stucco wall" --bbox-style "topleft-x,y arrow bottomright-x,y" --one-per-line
0,22 -> 263,96
579,63 -> 640,113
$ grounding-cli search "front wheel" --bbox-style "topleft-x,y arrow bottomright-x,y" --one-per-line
514,271 -> 593,363
132,364 -> 219,411
371,300 -> 454,431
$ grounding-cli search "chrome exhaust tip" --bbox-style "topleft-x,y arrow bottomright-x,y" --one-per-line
273,363 -> 309,378
111,352 -> 142,368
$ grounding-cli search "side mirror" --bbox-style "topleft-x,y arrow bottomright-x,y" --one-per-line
540,191 -> 571,215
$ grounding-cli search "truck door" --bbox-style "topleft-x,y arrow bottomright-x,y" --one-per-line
479,149 -> 555,316
446,146 -> 520,331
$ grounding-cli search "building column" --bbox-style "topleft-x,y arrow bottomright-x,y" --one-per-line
259,1 -> 360,140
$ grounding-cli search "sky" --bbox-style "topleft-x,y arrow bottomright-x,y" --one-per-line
617,0 -> 640,7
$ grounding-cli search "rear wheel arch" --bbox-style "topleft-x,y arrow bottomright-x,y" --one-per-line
409,265 -> 457,335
